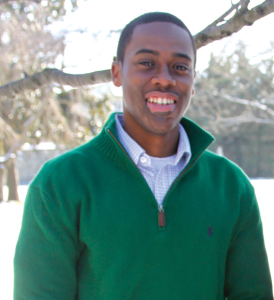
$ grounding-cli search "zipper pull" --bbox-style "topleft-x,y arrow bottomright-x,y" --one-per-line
158,205 -> 165,227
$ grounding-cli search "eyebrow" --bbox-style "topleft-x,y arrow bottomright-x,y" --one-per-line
135,48 -> 159,56
173,53 -> 192,62
134,48 -> 192,62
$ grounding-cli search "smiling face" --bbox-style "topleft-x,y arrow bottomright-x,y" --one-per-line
112,22 -> 195,137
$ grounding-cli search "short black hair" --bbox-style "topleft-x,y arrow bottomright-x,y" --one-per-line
116,12 -> 197,69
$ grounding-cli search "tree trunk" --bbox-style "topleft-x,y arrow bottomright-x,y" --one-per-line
7,158 -> 20,201
0,164 -> 5,202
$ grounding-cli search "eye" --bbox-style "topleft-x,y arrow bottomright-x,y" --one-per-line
139,61 -> 154,67
174,64 -> 188,71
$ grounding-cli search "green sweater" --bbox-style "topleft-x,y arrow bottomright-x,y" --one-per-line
14,114 -> 273,300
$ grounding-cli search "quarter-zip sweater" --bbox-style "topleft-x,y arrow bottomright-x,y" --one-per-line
14,114 -> 273,300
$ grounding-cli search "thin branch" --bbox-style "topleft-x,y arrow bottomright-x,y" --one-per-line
6,101 -> 45,155
219,115 -> 274,125
223,94 -> 274,117
0,153 -> 16,164
194,0 -> 274,49
0,0 -> 41,3
201,1 -> 241,31
240,0 -> 251,11
0,116 -> 19,141
47,97 -> 74,143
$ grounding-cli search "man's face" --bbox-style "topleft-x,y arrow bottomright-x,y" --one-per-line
112,22 -> 195,136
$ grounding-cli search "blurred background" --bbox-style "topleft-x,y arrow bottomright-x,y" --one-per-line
0,0 -> 273,299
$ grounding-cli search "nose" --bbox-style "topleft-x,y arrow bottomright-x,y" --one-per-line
151,66 -> 176,87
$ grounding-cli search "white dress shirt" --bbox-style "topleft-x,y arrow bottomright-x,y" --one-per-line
115,114 -> 192,206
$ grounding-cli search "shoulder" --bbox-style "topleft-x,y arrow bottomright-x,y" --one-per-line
199,150 -> 255,195
40,140 -> 97,169
30,139 -> 103,192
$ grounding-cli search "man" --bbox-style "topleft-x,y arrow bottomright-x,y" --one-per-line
14,12 -> 273,299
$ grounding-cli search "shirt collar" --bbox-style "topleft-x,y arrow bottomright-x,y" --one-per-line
115,113 -> 191,166
175,123 -> 191,165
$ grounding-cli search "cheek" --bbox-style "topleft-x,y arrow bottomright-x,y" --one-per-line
178,76 -> 194,89
123,66 -> 150,86
123,76 -> 148,100
122,80 -> 145,111
176,81 -> 194,102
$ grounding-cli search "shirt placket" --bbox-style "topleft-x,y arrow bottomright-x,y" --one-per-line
155,165 -> 172,206
138,154 -> 158,195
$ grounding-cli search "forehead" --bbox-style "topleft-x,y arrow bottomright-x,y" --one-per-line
125,22 -> 194,60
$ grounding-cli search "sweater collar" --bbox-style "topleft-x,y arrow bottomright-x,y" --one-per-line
115,113 -> 191,167
93,113 -> 214,166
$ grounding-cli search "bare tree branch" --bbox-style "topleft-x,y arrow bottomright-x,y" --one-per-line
223,94 -> 274,117
0,153 -> 16,165
6,101 -> 45,156
219,114 -> 274,125
47,97 -> 74,143
0,0 -> 41,3
240,0 -> 251,12
0,117 -> 18,140
200,2 -> 241,32
0,68 -> 111,98
194,0 -> 274,49
0,0 -> 273,98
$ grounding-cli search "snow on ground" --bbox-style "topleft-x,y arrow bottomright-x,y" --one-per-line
0,180 -> 273,299
249,179 -> 274,280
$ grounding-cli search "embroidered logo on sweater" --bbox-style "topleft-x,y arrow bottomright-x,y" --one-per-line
208,226 -> 213,237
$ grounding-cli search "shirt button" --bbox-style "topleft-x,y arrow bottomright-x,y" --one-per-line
140,157 -> 147,163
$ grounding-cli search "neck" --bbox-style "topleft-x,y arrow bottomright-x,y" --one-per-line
122,115 -> 180,158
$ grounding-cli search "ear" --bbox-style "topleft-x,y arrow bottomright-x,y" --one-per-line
111,57 -> 122,87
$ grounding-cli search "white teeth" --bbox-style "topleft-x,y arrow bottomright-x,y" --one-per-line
147,97 -> 176,105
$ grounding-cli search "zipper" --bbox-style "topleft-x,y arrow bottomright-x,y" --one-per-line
107,128 -> 212,228
157,147 -> 212,227
107,129 -> 145,170
158,204 -> 165,227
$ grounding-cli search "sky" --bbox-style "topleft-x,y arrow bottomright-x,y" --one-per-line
50,0 -> 274,95
55,0 -> 274,69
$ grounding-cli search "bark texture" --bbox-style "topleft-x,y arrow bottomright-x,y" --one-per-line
7,158 -> 19,201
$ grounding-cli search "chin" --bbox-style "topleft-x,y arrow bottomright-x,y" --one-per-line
144,122 -> 176,136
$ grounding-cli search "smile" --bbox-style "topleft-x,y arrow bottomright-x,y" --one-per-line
144,91 -> 178,113
146,97 -> 176,105
146,98 -> 177,114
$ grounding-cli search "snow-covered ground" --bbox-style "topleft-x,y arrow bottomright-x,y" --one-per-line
0,180 -> 273,299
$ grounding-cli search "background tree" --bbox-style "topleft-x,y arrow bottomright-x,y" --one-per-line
186,41 -> 274,177
0,1 -> 65,200
0,0 -> 112,201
